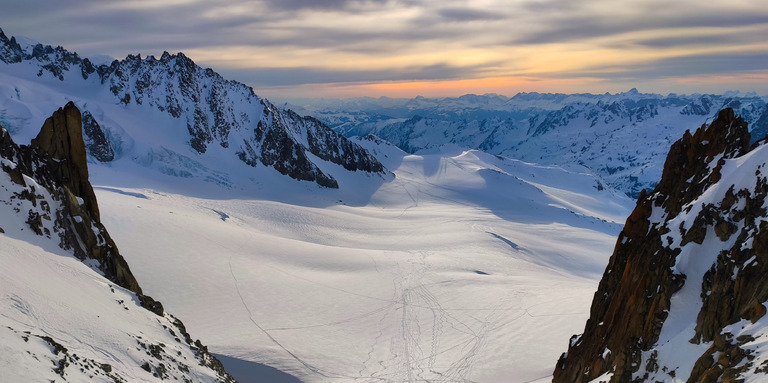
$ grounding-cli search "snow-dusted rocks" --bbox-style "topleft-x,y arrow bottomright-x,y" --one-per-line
0,27 -> 385,189
81,109 -> 115,162
553,108 -> 768,383
2,102 -> 137,290
0,104 -> 234,382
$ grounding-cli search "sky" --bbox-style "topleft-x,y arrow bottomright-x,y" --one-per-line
2,0 -> 768,99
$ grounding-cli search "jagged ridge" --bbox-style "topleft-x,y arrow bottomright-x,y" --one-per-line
0,27 -> 385,188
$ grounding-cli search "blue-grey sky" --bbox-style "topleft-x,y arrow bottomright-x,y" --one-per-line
2,0 -> 767,98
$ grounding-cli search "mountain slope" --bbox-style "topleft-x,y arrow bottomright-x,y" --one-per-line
0,27 -> 384,189
553,108 -> 768,383
0,103 -> 234,382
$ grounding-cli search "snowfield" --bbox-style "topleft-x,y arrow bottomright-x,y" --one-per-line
90,141 -> 633,383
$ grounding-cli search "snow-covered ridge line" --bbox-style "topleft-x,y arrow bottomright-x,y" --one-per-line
0,27 -> 385,189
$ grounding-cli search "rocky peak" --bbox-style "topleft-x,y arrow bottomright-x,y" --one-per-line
553,108 -> 767,383
81,110 -> 115,162
0,27 -> 24,63
654,108 -> 750,217
30,102 -> 100,220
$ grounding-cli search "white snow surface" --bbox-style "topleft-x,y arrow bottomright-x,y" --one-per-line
85,136 -> 633,383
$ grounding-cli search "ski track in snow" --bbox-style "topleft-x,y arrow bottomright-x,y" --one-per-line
227,245 -> 496,382
227,254 -> 342,380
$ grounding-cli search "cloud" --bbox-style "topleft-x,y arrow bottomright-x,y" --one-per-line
510,9 -> 768,45
619,52 -> 768,79
436,7 -> 506,22
218,62 -> 496,87
542,51 -> 768,82
260,0 -> 389,12
1,0 -> 767,96
631,33 -> 763,49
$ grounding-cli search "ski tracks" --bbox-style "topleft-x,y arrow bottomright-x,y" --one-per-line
224,226 -> 496,383
376,250 -> 490,383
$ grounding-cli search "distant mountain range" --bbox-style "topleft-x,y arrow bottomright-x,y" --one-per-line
283,91 -> 768,197
5,24 -> 765,199
0,28 -> 385,189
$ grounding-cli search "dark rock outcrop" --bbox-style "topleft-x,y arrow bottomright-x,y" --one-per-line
285,109 -> 385,174
30,102 -> 101,220
0,28 -> 23,63
81,110 -> 115,162
553,109 -> 768,382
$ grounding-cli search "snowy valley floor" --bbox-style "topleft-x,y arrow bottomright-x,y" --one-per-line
92,147 -> 633,383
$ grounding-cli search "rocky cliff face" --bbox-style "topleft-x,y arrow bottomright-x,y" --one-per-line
553,108 -> 768,382
0,27 -> 384,188
0,103 -> 234,382
81,109 -> 115,162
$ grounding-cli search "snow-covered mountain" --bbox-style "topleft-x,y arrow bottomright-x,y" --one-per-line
0,28 -> 385,189
0,103 -> 234,382
554,108 -> 768,383
285,91 -> 768,197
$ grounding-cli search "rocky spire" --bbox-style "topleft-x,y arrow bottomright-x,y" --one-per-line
0,27 -> 24,63
30,102 -> 101,220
